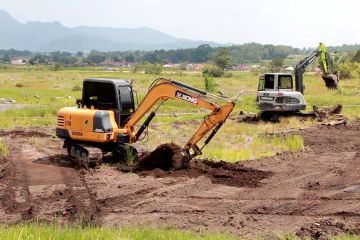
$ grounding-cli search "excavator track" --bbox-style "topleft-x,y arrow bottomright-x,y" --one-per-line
66,142 -> 103,168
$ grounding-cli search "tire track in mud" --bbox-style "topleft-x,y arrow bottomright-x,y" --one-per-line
1,143 -> 33,221
0,132 -> 99,223
1,122 -> 360,238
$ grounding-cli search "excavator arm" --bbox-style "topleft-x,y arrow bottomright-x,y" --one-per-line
124,78 -> 235,164
295,43 -> 339,94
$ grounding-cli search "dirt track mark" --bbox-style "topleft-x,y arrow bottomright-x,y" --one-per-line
1,121 -> 360,238
0,136 -> 99,223
0,129 -> 52,138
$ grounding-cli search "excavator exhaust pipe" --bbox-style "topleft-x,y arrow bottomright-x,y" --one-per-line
322,74 -> 339,90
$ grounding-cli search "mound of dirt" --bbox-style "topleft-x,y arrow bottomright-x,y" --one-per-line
233,111 -> 260,123
302,122 -> 360,153
296,219 -> 360,240
138,159 -> 272,188
0,129 -> 52,138
136,143 -> 184,171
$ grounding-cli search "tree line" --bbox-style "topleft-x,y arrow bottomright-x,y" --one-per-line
1,43 -> 360,67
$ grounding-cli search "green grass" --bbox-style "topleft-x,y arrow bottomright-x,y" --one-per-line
0,138 -> 8,158
202,134 -> 304,162
0,223 -> 358,240
0,223 -> 237,240
1,66 -> 359,239
0,66 -> 359,162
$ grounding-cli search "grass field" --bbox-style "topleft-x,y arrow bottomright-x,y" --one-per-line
0,65 -> 359,161
0,223 -> 238,240
0,223 -> 358,240
1,65 -> 360,239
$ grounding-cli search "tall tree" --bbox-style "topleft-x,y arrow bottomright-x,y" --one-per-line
2,53 -> 10,63
352,49 -> 360,63
213,47 -> 231,70
270,57 -> 284,71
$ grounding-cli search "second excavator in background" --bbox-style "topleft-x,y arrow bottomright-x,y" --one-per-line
256,43 -> 339,118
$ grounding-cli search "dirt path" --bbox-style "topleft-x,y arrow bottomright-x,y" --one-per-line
0,130 -> 98,223
0,121 -> 360,238
0,103 -> 29,112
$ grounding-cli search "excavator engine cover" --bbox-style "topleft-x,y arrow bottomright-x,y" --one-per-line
322,74 -> 339,90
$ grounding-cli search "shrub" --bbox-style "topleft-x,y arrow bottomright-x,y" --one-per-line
223,72 -> 233,78
133,63 -> 163,75
337,63 -> 352,79
72,85 -> 82,91
144,64 -> 163,75
202,64 -> 224,77
204,76 -> 216,93
53,63 -> 63,71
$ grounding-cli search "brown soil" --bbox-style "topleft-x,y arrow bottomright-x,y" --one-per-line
296,219 -> 360,240
136,143 -> 183,171
138,159 -> 271,188
1,120 -> 360,238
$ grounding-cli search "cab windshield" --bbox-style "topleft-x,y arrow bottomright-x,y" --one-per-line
278,75 -> 293,89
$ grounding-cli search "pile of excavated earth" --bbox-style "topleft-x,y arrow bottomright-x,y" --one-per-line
1,119 -> 360,239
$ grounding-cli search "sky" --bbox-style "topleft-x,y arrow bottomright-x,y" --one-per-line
0,0 -> 359,47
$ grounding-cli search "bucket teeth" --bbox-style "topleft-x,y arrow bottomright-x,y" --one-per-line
322,74 -> 339,90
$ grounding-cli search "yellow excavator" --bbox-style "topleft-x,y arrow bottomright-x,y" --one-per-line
56,78 -> 235,169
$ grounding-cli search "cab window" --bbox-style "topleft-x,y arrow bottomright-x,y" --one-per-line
264,75 -> 275,89
258,76 -> 265,91
83,82 -> 117,109
278,75 -> 293,89
118,86 -> 134,113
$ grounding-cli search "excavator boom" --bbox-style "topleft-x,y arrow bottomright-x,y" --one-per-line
124,78 -> 235,163
295,43 -> 339,93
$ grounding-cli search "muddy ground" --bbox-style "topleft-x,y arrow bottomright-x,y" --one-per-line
1,120 -> 360,239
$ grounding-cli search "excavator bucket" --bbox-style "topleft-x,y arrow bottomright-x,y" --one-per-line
137,143 -> 190,171
322,74 -> 339,90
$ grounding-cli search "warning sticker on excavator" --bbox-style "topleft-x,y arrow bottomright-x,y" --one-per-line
175,91 -> 198,104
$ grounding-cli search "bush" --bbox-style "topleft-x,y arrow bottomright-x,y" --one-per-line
202,64 -> 224,77
53,63 -> 63,71
132,63 -> 163,75
203,76 -> 216,93
337,63 -> 352,79
72,85 -> 82,91
15,83 -> 24,88
144,64 -> 163,75
223,72 -> 233,78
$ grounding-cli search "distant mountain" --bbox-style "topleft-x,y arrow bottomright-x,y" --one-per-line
0,10 -> 225,52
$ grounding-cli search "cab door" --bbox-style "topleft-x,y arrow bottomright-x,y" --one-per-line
118,86 -> 135,127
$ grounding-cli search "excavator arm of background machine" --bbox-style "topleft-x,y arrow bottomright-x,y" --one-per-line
318,43 -> 339,90
124,78 -> 235,162
295,43 -> 339,94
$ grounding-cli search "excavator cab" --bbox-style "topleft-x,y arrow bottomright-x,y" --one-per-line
256,73 -> 306,112
81,78 -> 135,127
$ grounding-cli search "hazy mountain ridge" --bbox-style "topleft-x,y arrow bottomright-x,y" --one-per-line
0,10 -> 225,52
